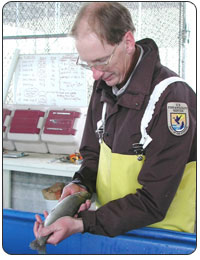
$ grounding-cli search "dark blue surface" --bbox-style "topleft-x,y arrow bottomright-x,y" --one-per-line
3,209 -> 196,255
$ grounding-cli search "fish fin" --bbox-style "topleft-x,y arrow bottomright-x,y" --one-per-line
38,246 -> 47,255
29,239 -> 46,254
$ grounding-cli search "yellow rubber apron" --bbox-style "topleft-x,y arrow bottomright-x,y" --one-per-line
96,77 -> 196,233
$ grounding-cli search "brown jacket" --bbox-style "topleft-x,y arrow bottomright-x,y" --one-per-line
72,38 -> 196,237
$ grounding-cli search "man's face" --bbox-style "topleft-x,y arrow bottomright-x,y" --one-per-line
76,32 -> 128,86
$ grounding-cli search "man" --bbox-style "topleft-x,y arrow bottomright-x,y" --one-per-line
34,2 -> 196,245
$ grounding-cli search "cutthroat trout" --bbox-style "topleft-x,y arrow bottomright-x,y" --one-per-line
30,191 -> 91,254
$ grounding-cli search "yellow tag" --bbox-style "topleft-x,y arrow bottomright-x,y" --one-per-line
167,102 -> 189,136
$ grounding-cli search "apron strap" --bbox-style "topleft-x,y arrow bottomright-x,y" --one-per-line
96,102 -> 107,143
139,76 -> 186,149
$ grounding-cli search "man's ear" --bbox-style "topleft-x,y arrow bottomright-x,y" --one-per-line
123,31 -> 135,54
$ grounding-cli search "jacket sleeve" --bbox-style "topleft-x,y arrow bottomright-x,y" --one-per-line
79,83 -> 196,237
72,83 -> 102,194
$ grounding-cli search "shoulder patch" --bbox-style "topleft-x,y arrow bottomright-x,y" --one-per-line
167,102 -> 189,136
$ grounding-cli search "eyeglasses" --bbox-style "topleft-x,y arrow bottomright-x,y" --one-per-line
76,44 -> 118,71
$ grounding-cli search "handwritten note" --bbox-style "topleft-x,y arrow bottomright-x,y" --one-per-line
14,53 -> 87,106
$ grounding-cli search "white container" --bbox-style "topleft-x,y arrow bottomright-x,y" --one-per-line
7,106 -> 48,153
41,107 -> 87,154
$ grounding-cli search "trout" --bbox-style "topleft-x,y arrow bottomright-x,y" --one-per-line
30,191 -> 91,254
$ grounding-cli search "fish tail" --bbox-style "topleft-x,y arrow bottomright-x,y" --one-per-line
29,238 -> 46,254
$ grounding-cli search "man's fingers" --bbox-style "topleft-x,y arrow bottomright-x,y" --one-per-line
38,224 -> 43,235
59,189 -> 71,202
33,221 -> 40,237
78,200 -> 91,213
46,232 -> 59,245
43,211 -> 49,218
85,199 -> 91,209
35,214 -> 43,223
34,214 -> 45,238
39,225 -> 54,237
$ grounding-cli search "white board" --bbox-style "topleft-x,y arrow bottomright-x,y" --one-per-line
14,53 -> 88,106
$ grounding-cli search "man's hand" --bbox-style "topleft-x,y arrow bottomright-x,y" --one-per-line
59,183 -> 91,212
34,212 -> 84,245
59,183 -> 86,200
33,183 -> 92,245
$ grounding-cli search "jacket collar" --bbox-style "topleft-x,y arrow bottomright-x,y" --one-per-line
96,38 -> 161,109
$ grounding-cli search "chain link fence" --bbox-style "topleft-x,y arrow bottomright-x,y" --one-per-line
3,1 -> 185,104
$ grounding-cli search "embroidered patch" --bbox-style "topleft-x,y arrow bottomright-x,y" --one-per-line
167,102 -> 189,136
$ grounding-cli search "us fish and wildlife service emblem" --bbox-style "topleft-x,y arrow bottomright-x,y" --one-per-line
167,102 -> 189,136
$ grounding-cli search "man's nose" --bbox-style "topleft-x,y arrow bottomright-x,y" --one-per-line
91,67 -> 104,80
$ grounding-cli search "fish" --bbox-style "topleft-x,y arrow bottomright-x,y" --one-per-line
30,191 -> 91,254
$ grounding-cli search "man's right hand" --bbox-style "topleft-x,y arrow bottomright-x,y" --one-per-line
59,183 -> 91,212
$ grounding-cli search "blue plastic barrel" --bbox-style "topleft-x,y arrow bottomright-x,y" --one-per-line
3,209 -> 196,254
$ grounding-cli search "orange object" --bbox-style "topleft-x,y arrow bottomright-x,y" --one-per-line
69,153 -> 83,163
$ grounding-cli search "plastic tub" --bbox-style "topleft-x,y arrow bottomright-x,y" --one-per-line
3,209 -> 196,255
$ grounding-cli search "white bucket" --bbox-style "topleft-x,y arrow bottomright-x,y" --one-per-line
45,200 -> 58,212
